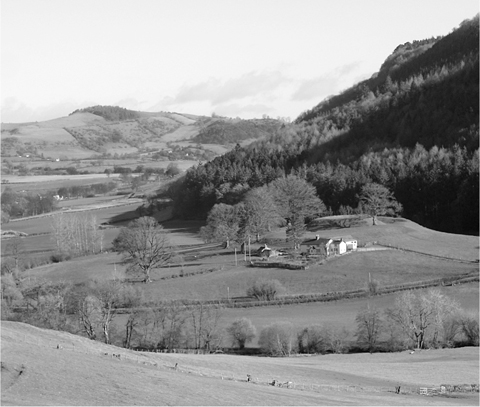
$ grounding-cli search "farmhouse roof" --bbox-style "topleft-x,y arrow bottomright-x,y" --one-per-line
257,244 -> 271,253
301,236 -> 332,246
331,235 -> 355,242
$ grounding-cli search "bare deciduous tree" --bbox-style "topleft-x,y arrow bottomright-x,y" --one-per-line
113,217 -> 174,283
200,204 -> 241,248
51,213 -> 103,256
386,289 -> 460,349
188,303 -> 224,351
355,305 -> 383,352
269,175 -> 325,249
258,322 -> 297,356
238,187 -> 282,243
358,183 -> 402,225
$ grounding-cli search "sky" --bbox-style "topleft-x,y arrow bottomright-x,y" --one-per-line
1,0 -> 478,123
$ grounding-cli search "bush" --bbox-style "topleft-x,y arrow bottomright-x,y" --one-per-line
460,311 -> 479,346
226,318 -> 256,349
367,278 -> 379,295
50,252 -> 71,263
258,322 -> 297,356
246,279 -> 285,301
320,324 -> 351,354
297,325 -> 328,354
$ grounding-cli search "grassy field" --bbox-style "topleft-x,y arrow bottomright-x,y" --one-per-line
22,245 -> 478,300
0,201 -> 144,257
2,321 -> 478,406
302,216 -> 479,262
110,282 -> 479,347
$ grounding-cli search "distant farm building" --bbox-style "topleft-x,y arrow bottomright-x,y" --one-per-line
342,235 -> 358,250
256,244 -> 283,259
301,235 -> 357,257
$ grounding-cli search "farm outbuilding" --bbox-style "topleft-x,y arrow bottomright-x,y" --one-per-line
256,244 -> 282,259
300,236 -> 331,256
301,235 -> 357,257
332,235 -> 357,251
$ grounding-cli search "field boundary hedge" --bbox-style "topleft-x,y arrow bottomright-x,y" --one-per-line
116,270 -> 479,313
249,261 -> 308,270
224,271 -> 479,308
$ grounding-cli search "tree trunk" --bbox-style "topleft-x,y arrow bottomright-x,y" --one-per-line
372,215 -> 377,226
82,319 -> 96,340
103,322 -> 110,344
143,267 -> 152,283
124,320 -> 133,348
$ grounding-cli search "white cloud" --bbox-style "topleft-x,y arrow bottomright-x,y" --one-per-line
1,98 -> 94,123
291,63 -> 361,101
172,71 -> 291,105
213,102 -> 274,118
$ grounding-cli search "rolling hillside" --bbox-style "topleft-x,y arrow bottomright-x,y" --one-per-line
1,107 -> 282,161
1,109 -> 206,159
2,321 -> 478,406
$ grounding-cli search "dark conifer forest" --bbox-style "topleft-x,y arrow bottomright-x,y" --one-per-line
170,15 -> 479,236
70,105 -> 140,121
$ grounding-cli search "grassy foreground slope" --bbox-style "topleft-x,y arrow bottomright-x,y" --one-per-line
2,321 -> 478,406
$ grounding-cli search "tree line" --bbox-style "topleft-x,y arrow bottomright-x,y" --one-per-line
70,105 -> 140,121
2,268 -> 477,353
170,143 -> 476,235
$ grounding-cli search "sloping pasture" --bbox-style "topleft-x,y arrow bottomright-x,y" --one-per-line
2,321 -> 478,406
21,245 -> 478,302
116,249 -> 478,301
302,216 -> 479,262
110,282 -> 478,348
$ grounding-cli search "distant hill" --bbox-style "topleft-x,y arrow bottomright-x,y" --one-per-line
192,117 -> 283,145
0,108 -> 281,161
0,108 -> 212,160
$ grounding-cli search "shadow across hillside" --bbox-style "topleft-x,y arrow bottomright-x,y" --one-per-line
308,216 -> 369,232
161,219 -> 204,235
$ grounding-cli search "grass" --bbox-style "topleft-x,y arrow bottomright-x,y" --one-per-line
26,248 -> 475,300
304,216 -> 479,262
2,321 -> 478,406
111,282 -> 479,348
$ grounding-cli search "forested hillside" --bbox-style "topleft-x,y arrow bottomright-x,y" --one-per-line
170,16 -> 479,235
192,118 -> 283,145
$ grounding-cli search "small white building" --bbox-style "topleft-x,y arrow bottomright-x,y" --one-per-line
330,238 -> 347,255
332,235 -> 357,251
